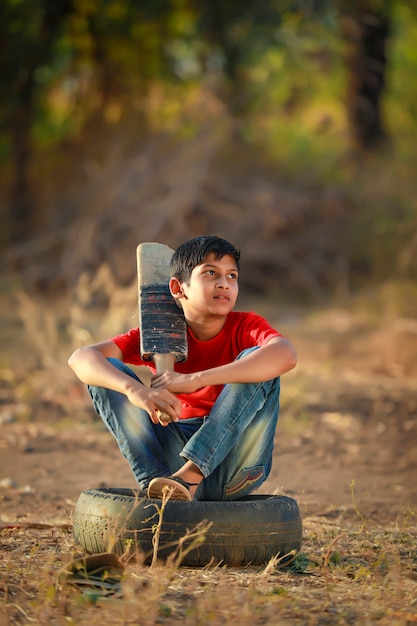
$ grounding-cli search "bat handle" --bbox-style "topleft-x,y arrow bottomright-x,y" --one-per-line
153,353 -> 176,373
153,353 -> 177,424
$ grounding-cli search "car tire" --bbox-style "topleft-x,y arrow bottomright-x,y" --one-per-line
73,487 -> 302,567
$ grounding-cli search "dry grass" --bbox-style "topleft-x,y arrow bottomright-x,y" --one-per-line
1,510 -> 417,625
1,286 -> 417,625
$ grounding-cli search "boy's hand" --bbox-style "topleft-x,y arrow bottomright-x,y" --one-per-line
126,384 -> 181,426
151,370 -> 199,394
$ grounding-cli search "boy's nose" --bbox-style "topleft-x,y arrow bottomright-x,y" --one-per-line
216,278 -> 228,289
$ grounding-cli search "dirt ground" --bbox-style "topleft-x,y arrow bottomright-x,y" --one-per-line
1,301 -> 416,532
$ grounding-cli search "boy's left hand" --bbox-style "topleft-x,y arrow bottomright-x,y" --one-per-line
151,370 -> 198,394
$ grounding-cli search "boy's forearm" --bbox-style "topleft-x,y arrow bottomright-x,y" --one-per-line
68,347 -> 139,395
194,339 -> 297,387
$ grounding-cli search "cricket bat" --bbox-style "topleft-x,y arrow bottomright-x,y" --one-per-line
137,242 -> 188,423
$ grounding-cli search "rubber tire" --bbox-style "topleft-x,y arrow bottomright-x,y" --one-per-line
73,487 -> 302,567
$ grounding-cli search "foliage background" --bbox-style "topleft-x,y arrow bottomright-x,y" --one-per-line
1,0 -> 417,358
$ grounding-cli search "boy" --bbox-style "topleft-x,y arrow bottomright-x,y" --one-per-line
68,235 -> 297,501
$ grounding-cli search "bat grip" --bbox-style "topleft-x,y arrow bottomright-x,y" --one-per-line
153,353 -> 177,424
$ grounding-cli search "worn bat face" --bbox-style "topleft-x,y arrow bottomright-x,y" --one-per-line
137,242 -> 187,363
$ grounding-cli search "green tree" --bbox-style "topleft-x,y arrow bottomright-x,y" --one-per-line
0,0 -> 193,243
0,0 -> 413,245
0,0 -> 74,243
339,0 -> 392,151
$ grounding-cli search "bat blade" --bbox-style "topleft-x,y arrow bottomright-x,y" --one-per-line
137,242 -> 187,364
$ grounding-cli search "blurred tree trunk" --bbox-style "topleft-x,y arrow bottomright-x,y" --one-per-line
340,4 -> 391,151
9,78 -> 34,243
2,0 -> 74,244
201,1 -> 241,82
195,0 -> 252,114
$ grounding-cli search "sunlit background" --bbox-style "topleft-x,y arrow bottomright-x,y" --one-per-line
2,1 -> 417,309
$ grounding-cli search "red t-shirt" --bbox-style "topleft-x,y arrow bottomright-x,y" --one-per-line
111,311 -> 283,420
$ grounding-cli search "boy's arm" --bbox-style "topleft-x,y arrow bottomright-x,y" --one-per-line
68,341 -> 128,389
151,336 -> 297,393
68,341 -> 181,424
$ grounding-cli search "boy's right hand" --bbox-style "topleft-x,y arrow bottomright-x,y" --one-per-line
125,385 -> 181,426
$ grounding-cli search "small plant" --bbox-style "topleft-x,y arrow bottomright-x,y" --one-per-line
350,479 -> 366,522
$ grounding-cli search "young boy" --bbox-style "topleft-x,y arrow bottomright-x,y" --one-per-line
68,235 -> 297,502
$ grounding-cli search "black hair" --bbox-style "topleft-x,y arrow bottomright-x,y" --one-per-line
170,236 -> 240,283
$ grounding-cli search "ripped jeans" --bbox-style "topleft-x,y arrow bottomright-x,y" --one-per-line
88,348 -> 280,501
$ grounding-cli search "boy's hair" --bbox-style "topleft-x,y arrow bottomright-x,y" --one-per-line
170,236 -> 240,284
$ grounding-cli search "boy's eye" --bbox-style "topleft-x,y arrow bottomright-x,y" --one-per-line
203,269 -> 238,280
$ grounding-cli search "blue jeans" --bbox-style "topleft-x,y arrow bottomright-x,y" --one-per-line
88,348 -> 280,501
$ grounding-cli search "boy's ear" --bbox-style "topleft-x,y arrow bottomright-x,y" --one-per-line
169,277 -> 185,300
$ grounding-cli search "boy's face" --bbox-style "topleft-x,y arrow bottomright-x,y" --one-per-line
170,253 -> 239,319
